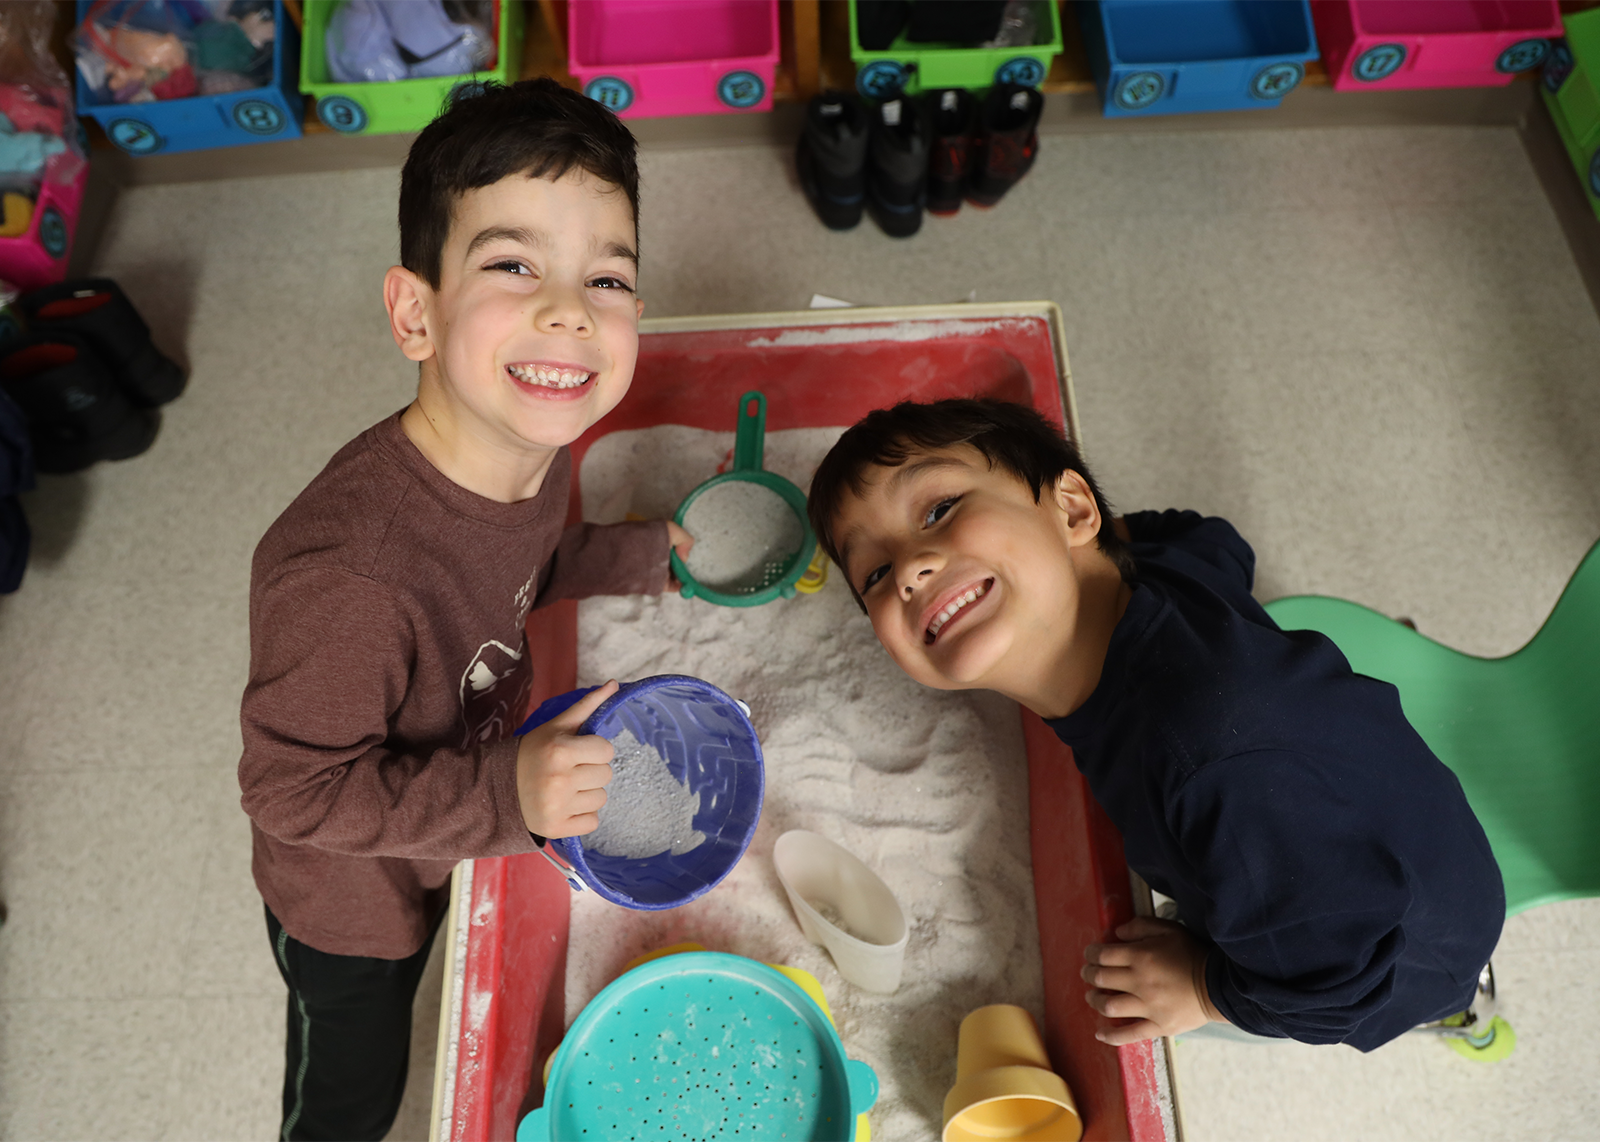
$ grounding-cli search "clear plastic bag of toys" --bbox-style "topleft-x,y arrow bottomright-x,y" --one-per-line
326,0 -> 494,84
74,0 -> 278,105
0,0 -> 88,239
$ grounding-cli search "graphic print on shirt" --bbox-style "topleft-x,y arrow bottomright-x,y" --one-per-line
459,638 -> 531,746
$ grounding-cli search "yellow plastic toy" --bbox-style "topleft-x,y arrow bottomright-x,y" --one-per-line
943,1005 -> 1081,1142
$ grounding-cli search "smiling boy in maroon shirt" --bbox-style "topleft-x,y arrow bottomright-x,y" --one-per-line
238,80 -> 690,1141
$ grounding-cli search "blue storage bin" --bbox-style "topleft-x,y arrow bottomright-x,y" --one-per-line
75,0 -> 303,156
1078,0 -> 1319,117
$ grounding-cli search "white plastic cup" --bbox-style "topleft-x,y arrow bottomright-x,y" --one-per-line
773,829 -> 909,994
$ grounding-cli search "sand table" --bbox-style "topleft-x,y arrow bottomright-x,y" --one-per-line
569,426 -> 1045,1139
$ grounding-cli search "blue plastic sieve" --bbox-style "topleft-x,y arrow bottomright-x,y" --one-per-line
515,675 -> 765,910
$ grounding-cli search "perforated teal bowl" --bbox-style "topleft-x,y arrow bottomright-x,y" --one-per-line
517,952 -> 878,1141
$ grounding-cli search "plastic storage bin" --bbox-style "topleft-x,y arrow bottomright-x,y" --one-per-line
848,0 -> 1064,100
299,0 -> 523,135
74,0 -> 303,156
0,155 -> 87,291
1541,9 -> 1600,219
568,0 -> 779,119
428,303 -> 1181,1142
1311,0 -> 1562,91
1079,0 -> 1319,116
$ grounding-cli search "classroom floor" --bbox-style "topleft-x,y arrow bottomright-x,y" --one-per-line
2,119 -> 1599,1140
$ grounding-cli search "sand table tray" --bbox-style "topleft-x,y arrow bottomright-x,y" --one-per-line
431,305 -> 1179,1142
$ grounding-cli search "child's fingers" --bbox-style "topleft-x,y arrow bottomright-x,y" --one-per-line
1084,988 -> 1146,1021
544,811 -> 601,839
1095,1019 -> 1164,1047
550,680 -> 620,731
1081,963 -> 1137,992
1115,916 -> 1179,941
568,758 -> 614,793
1084,941 -> 1137,967
566,777 -> 608,812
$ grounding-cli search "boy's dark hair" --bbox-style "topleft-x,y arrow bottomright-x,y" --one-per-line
808,399 -> 1135,589
399,78 -> 640,287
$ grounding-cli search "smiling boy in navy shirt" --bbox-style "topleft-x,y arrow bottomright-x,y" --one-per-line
807,398 -> 1503,1049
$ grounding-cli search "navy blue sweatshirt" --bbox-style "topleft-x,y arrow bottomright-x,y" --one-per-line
1046,510 -> 1503,1050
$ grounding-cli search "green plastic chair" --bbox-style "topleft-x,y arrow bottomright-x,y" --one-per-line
1264,540 -> 1600,921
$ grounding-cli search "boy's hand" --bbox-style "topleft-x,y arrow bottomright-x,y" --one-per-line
516,681 -> 619,839
665,521 -> 694,591
1082,917 -> 1226,1044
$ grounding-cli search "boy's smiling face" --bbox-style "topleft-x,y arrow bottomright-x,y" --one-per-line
831,445 -> 1111,702
387,168 -> 641,498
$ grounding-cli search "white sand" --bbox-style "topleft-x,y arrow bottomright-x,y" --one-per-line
681,479 -> 805,593
582,728 -> 706,860
568,426 -> 1045,1139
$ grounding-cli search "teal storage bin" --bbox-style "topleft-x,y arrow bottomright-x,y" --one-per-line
848,0 -> 1064,100
75,0 -> 303,155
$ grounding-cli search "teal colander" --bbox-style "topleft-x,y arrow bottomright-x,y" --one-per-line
671,391 -> 816,608
516,951 -> 878,1141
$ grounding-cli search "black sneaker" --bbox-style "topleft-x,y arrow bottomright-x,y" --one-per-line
967,84 -> 1043,209
0,334 -> 159,474
867,95 -> 929,238
924,88 -> 976,217
17,279 -> 186,408
797,92 -> 869,231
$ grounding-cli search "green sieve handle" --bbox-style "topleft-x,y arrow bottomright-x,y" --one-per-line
732,390 -> 766,473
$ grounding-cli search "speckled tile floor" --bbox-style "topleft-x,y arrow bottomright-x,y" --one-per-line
2,121 -> 1598,1140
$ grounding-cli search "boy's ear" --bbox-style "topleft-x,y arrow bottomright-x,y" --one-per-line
384,265 -> 435,362
1053,470 -> 1103,546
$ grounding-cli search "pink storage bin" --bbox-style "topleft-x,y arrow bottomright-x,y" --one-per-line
568,0 -> 780,119
0,152 -> 88,292
1312,0 -> 1563,90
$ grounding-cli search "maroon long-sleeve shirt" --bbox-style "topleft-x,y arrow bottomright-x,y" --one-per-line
239,412 -> 668,958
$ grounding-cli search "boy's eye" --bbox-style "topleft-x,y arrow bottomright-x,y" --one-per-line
861,564 -> 890,593
588,275 -> 635,292
923,497 -> 959,527
489,260 -> 530,276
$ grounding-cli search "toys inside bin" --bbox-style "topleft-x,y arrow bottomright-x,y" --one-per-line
0,2 -> 88,291
324,0 -> 493,84
74,0 -> 278,104
299,0 -> 519,135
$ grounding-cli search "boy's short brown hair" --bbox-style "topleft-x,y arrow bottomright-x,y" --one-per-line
808,398 -> 1135,584
399,78 -> 640,288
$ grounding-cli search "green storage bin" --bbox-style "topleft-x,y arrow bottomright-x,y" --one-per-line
848,0 -> 1063,100
299,0 -> 525,135
1542,8 -> 1600,218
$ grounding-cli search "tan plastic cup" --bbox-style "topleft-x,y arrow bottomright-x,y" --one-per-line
773,829 -> 909,994
942,1005 -> 1082,1142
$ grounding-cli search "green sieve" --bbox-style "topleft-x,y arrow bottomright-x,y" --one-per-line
672,391 -> 816,608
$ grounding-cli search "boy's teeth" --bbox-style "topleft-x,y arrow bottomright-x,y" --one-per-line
509,364 -> 590,389
927,582 -> 987,640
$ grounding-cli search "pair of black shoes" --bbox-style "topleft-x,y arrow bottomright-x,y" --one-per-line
0,279 -> 185,474
797,84 -> 1044,238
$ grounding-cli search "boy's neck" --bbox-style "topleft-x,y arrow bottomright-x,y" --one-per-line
1015,556 -> 1133,721
400,388 -> 560,505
